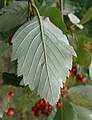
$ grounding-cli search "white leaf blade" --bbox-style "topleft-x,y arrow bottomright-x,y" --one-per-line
71,103 -> 92,120
68,13 -> 83,29
68,13 -> 80,24
12,17 -> 76,105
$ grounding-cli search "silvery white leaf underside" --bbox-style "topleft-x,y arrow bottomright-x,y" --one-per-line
11,16 -> 76,105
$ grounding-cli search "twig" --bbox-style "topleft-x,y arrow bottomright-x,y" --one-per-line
29,0 -> 36,16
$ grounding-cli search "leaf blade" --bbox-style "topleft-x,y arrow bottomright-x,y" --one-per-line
68,85 -> 92,109
12,16 -> 76,105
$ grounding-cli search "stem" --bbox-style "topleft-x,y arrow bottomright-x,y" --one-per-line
31,3 -> 49,82
27,0 -> 30,21
31,4 -> 42,30
60,0 -> 64,21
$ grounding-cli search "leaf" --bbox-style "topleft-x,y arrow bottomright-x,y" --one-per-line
0,1 -> 28,32
68,85 -> 92,109
77,36 -> 92,67
2,72 -> 22,87
54,99 -> 74,120
68,13 -> 83,29
0,27 -> 18,42
44,7 -> 67,33
71,103 -> 92,120
0,95 -> 8,118
11,16 -> 76,105
80,6 -> 92,24
89,61 -> 92,80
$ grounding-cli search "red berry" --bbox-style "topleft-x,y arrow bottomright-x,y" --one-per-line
8,92 -> 14,99
76,76 -> 86,83
6,108 -> 14,117
61,85 -> 67,91
69,70 -> 73,77
35,103 -> 40,109
48,105 -> 52,111
39,99 -> 45,105
34,111 -> 40,117
56,101 -> 62,108
32,106 -> 37,111
41,109 -> 47,114
81,77 -> 87,83
75,64 -> 78,69
8,35 -> 13,45
61,93 -> 67,98
45,111 -> 51,116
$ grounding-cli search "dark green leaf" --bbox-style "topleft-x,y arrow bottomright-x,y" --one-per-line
2,72 -> 22,87
77,36 -> 92,67
54,99 -> 74,120
80,6 -> 92,24
44,7 -> 67,33
0,1 -> 28,32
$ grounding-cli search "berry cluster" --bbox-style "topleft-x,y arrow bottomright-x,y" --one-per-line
6,92 -> 15,117
32,99 -> 52,117
32,98 -> 62,117
70,64 -> 87,83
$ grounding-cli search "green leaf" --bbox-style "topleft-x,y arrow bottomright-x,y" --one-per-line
44,7 -> 67,33
0,1 -> 28,32
68,85 -> 92,109
77,36 -> 92,67
0,95 -> 8,118
54,99 -> 74,120
71,103 -> 92,120
11,16 -> 76,105
80,6 -> 92,24
2,72 -> 22,87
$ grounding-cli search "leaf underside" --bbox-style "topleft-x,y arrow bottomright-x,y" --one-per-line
11,16 -> 76,105
68,85 -> 92,109
71,103 -> 92,120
